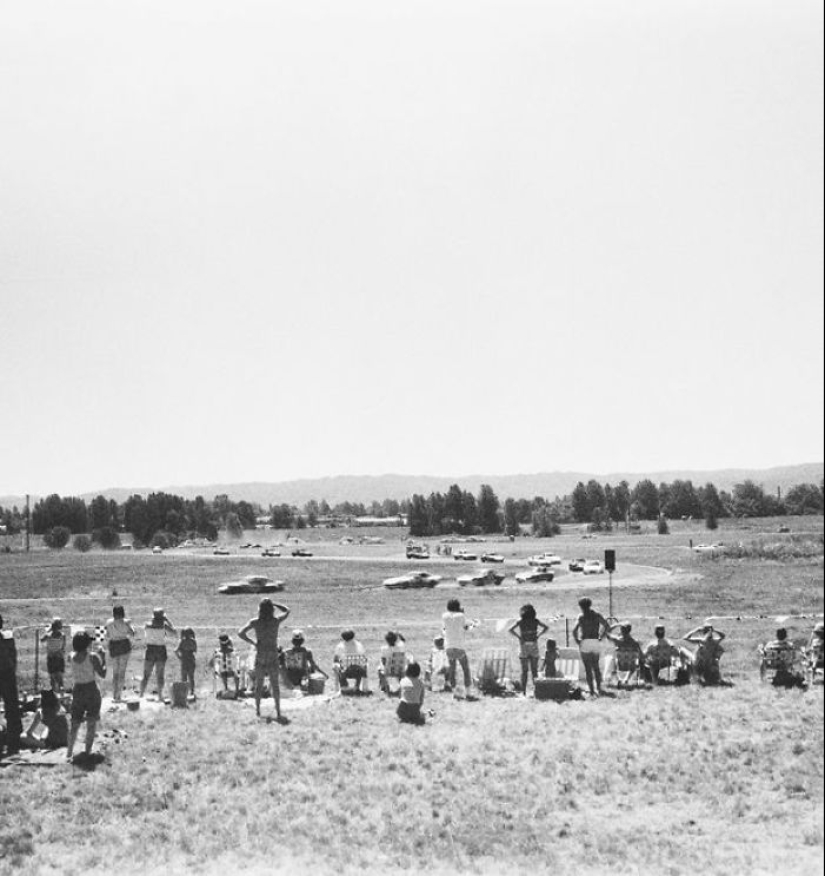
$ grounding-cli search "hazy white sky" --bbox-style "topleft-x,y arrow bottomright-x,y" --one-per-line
1,0 -> 822,497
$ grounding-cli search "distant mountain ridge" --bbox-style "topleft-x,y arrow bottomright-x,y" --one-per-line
2,463 -> 821,509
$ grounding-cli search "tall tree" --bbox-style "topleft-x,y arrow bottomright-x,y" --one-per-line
503,498 -> 519,537
477,484 -> 501,533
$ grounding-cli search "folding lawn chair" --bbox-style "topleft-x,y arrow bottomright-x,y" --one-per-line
378,649 -> 408,695
476,648 -> 509,695
335,653 -> 369,693
758,643 -> 803,686
556,647 -> 584,683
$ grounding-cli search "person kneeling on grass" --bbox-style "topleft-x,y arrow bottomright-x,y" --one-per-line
66,631 -> 106,763
397,662 -> 427,725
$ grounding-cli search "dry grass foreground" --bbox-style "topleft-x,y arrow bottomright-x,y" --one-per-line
0,681 -> 822,876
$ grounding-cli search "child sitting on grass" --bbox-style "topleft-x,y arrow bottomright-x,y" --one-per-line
175,628 -> 198,699
24,689 -> 68,750
397,662 -> 426,725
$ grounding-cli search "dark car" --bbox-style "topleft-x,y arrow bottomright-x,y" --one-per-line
291,548 -> 313,557
457,568 -> 505,587
218,575 -> 285,595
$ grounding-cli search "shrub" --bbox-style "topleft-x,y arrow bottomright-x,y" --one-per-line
43,526 -> 71,549
93,526 -> 122,550
705,510 -> 718,530
150,531 -> 178,550
657,516 -> 670,535
73,534 -> 92,552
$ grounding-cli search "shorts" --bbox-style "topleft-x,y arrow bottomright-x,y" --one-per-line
256,651 -> 281,674
144,645 -> 167,665
71,682 -> 102,723
340,664 -> 366,680
519,642 -> 539,661
47,653 -> 65,675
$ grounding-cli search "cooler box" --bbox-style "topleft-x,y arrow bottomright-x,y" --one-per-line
534,678 -> 572,702
171,682 -> 189,708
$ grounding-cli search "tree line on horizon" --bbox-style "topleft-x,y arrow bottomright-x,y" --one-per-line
0,477 -> 822,550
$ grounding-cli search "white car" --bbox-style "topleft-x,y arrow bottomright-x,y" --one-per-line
383,572 -> 443,590
515,567 -> 555,584
480,552 -> 505,563
453,550 -> 478,561
527,553 -> 562,567
582,560 -> 605,575
693,543 -> 724,553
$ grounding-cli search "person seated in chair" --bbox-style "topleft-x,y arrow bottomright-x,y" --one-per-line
281,630 -> 327,692
426,636 -> 450,691
208,634 -> 240,696
378,631 -> 407,694
762,627 -> 805,688
333,629 -> 368,693
607,622 -> 645,687
684,621 -> 726,685
643,625 -> 691,685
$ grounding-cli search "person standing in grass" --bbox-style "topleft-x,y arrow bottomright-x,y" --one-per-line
105,605 -> 135,702
175,627 -> 198,699
42,618 -> 67,693
239,598 -> 290,722
442,599 -> 475,695
508,604 -> 549,694
397,662 -> 426,725
0,613 -> 22,757
572,597 -> 610,697
66,631 -> 106,763
139,608 -> 176,700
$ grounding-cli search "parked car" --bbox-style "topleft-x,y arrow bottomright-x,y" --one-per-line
568,558 -> 586,572
480,552 -> 505,563
406,544 -> 430,559
515,567 -> 555,584
383,571 -> 443,590
218,575 -> 285,595
582,560 -> 605,575
528,553 -> 562,566
261,548 -> 281,557
213,548 -> 231,556
453,550 -> 478,561
693,543 -> 724,553
291,548 -> 313,557
457,568 -> 505,587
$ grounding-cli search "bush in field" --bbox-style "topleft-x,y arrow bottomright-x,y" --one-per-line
43,526 -> 71,549
73,534 -> 92,552
225,512 -> 244,539
150,531 -> 177,550
705,510 -> 718,530
657,516 -> 670,535
93,526 -> 121,550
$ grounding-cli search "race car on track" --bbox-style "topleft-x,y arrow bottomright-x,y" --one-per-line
457,568 -> 505,587
527,552 -> 562,566
218,575 -> 286,595
515,567 -> 555,584
453,550 -> 478,561
383,571 -> 443,590
480,552 -> 505,563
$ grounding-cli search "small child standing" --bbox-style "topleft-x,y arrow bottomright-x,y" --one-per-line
397,662 -> 426,725
208,634 -> 239,696
426,635 -> 450,692
175,628 -> 198,699
540,639 -> 559,678
41,618 -> 67,693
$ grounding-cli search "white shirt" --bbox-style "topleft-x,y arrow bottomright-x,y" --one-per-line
442,612 -> 468,650
334,639 -> 365,659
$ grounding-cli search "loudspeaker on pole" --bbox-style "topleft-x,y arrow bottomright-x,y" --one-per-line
604,549 -> 616,572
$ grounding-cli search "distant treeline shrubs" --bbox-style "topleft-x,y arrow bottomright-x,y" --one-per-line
0,477 -> 821,549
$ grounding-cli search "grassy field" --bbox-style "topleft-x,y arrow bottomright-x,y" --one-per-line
0,516 -> 822,875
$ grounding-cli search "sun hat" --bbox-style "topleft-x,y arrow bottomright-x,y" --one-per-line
291,629 -> 305,644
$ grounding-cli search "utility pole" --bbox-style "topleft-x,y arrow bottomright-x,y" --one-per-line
25,493 -> 30,552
